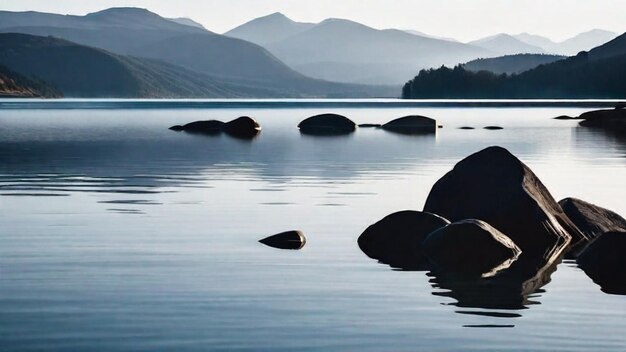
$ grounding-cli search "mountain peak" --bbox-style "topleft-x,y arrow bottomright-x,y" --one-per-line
86,7 -> 155,18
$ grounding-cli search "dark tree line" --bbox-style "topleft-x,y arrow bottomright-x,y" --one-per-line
402,52 -> 626,99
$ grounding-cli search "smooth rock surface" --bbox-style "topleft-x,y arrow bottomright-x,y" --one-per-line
381,115 -> 437,134
357,210 -> 450,270
223,116 -> 262,138
423,146 -> 583,256
423,219 -> 522,277
259,230 -> 306,250
298,113 -> 356,135
169,120 -> 224,134
577,231 -> 626,294
579,108 -> 626,132
559,197 -> 626,240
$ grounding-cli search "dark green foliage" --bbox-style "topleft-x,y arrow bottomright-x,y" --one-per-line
403,53 -> 626,99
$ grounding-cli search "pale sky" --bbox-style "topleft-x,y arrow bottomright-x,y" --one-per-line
1,0 -> 625,42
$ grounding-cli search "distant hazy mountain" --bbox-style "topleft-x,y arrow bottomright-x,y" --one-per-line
0,8 -> 392,97
167,17 -> 206,30
469,34 -> 545,55
403,31 -> 626,99
224,12 -> 314,46
0,63 -> 61,97
512,33 -> 557,51
403,30 -> 459,42
463,54 -> 566,74
513,30 -> 617,55
263,17 -> 492,85
556,29 -> 618,55
0,33 -> 289,98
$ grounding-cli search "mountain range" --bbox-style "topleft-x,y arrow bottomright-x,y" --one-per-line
227,13 -> 492,85
402,32 -> 626,99
0,7 -> 622,98
0,8 -> 396,98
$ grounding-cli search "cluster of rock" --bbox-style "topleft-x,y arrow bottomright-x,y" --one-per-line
357,146 -> 626,296
298,113 -> 438,136
169,116 -> 261,139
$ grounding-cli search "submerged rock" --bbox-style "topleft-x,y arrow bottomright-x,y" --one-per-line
259,230 -> 306,250
381,115 -> 436,134
459,126 -> 475,130
577,231 -> 626,295
298,113 -> 356,135
169,120 -> 224,134
484,126 -> 504,130
423,219 -> 521,277
559,198 -> 626,241
223,116 -> 262,139
357,210 -> 449,270
169,117 -> 261,139
423,146 -> 582,256
578,108 -> 626,132
358,123 -> 382,128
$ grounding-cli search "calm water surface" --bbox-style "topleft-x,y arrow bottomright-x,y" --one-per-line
0,101 -> 625,351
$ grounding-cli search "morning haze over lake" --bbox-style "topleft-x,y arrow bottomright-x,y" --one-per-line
1,1 -> 625,351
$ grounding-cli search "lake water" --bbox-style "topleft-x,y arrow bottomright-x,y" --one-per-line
1,100 -> 625,351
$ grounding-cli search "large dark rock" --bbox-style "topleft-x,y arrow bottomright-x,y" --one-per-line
223,116 -> 262,139
423,146 -> 583,256
423,219 -> 521,277
578,108 -> 626,132
559,198 -> 626,240
169,120 -> 224,134
381,115 -> 436,134
298,113 -> 356,135
577,231 -> 626,295
259,230 -> 306,250
357,210 -> 449,270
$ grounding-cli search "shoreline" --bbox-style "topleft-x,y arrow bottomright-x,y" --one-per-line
0,98 -> 624,110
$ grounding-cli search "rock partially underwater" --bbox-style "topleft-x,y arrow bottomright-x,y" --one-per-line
170,116 -> 261,138
381,115 -> 437,135
259,230 -> 306,250
422,219 -> 521,277
298,113 -> 356,135
423,146 -> 583,256
357,211 -> 450,270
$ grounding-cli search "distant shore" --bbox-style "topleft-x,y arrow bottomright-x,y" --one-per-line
0,98 -> 624,110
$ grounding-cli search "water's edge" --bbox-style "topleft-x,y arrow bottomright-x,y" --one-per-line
0,99 -> 624,110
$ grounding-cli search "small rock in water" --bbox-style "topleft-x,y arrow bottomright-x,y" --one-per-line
358,123 -> 382,128
223,116 -> 262,139
169,120 -> 224,134
381,115 -> 437,134
484,126 -> 504,130
298,113 -> 356,135
259,230 -> 306,250
459,126 -> 475,130
553,115 -> 576,120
